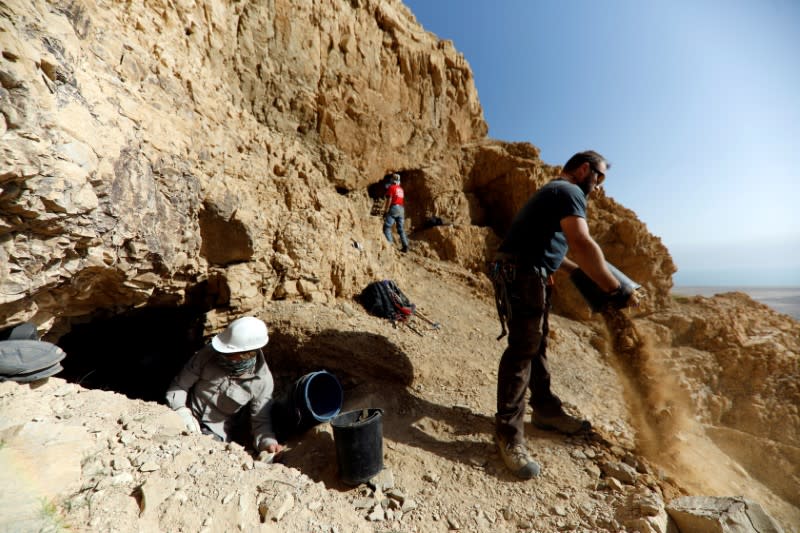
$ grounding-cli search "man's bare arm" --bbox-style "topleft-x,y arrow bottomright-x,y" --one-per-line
560,216 -> 620,292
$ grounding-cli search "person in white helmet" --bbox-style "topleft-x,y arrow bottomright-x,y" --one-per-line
166,316 -> 283,454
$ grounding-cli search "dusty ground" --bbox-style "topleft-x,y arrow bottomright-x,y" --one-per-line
1,250 -> 798,532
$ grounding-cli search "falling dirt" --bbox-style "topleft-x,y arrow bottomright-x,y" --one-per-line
600,307 -> 797,523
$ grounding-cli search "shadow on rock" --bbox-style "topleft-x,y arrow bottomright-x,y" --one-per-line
266,328 -> 415,394
268,329 -> 568,485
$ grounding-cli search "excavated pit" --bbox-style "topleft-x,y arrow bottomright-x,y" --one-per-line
50,298 -> 414,412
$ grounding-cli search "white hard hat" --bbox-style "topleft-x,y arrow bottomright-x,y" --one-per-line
211,316 -> 269,353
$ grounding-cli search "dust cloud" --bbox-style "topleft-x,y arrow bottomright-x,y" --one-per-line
600,308 -> 794,521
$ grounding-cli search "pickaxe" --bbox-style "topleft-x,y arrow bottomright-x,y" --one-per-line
415,311 -> 441,330
405,320 -> 424,337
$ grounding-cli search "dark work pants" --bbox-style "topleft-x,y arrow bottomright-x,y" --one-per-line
495,269 -> 562,445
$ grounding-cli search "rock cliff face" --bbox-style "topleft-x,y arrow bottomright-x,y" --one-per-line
2,0 -> 482,331
1,0 -> 673,335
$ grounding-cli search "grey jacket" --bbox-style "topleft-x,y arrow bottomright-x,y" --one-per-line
165,344 -> 277,449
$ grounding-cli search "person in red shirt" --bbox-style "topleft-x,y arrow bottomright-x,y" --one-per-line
382,173 -> 409,253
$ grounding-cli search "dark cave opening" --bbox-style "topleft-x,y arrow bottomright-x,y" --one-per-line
57,304 -> 209,403
54,279 -> 231,403
366,175 -> 391,200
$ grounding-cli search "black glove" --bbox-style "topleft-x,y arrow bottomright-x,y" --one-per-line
606,284 -> 636,309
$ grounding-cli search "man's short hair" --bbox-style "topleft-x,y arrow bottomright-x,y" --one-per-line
563,150 -> 610,173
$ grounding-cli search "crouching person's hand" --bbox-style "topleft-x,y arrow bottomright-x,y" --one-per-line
175,406 -> 201,434
256,437 -> 284,463
258,438 -> 284,454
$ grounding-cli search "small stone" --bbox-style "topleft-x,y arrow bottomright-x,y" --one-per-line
422,471 -> 440,484
446,515 -> 461,529
634,492 -> 664,516
601,460 -> 637,484
385,488 -> 406,504
257,451 -> 276,463
570,450 -> 587,460
171,491 -> 188,504
368,469 -> 394,491
401,499 -> 417,512
111,457 -> 132,471
353,497 -> 374,510
368,505 -> 385,522
109,472 -> 134,486
307,500 -> 322,511
605,477 -> 625,492
259,492 -> 294,522
584,463 -> 602,479
139,462 -> 160,472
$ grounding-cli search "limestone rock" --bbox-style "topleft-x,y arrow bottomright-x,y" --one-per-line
666,496 -> 784,533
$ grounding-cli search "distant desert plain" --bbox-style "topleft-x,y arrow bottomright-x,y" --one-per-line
674,286 -> 800,320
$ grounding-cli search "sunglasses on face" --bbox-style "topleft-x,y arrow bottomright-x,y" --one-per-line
590,164 -> 605,184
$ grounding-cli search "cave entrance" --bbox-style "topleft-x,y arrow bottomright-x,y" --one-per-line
56,305 -> 208,403
55,280 -> 227,403
366,170 -> 432,232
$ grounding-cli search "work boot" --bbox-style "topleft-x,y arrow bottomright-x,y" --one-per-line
531,408 -> 591,435
400,245 -> 409,253
496,434 -> 540,479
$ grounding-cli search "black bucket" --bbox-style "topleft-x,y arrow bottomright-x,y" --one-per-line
330,408 -> 384,485
570,262 -> 641,312
272,370 -> 343,441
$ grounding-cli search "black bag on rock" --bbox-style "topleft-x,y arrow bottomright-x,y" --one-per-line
358,280 -> 416,323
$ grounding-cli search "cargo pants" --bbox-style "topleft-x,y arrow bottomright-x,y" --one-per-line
494,267 -> 563,445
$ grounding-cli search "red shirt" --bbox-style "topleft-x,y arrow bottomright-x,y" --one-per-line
386,184 -> 405,206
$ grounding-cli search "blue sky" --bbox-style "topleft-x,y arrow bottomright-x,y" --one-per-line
403,0 -> 800,286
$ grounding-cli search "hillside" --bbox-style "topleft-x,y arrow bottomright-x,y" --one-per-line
1,1 -> 798,532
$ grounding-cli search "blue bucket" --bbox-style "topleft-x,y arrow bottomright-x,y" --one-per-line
272,370 -> 343,441
294,370 -> 343,422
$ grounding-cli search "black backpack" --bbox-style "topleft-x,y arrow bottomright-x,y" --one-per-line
359,280 -> 416,323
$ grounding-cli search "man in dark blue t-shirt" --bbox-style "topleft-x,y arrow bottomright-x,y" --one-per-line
491,150 -> 637,480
